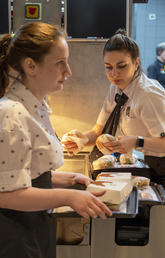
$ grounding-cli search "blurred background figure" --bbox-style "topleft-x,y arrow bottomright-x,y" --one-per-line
147,42 -> 165,88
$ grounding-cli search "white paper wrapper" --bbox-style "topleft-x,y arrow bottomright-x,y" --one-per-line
87,180 -> 132,205
120,153 -> 135,165
96,134 -> 116,155
92,155 -> 116,170
62,129 -> 89,155
132,176 -> 150,188
138,186 -> 159,201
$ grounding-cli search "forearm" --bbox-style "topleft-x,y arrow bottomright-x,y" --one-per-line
142,136 -> 165,153
51,171 -> 76,188
85,124 -> 103,146
119,135 -> 165,154
51,171 -> 92,188
0,187 -> 75,211
0,185 -> 113,219
106,135 -> 165,154
84,131 -> 98,145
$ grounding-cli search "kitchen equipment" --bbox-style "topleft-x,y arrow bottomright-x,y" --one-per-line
55,180 -> 165,258
55,186 -> 138,258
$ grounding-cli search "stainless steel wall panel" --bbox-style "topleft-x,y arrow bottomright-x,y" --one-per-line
13,0 -> 61,32
91,205 -> 165,258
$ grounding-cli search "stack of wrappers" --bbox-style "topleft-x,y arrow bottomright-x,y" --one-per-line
87,173 -> 153,211
132,176 -> 158,201
87,172 -> 133,211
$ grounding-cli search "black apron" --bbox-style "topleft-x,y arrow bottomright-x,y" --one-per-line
144,155 -> 165,187
0,171 -> 56,258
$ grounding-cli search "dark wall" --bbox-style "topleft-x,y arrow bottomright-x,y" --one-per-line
0,0 -> 10,34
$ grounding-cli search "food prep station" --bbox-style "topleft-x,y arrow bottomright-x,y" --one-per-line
55,156 -> 165,258
2,1 -> 165,257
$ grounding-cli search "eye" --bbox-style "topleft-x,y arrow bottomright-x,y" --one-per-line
105,66 -> 113,71
57,61 -> 65,65
56,60 -> 68,69
118,64 -> 127,69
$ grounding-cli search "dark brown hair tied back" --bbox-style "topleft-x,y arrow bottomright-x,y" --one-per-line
115,28 -> 127,37
103,27 -> 142,77
0,34 -> 13,97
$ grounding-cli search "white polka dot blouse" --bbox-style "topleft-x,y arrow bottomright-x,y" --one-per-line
0,81 -> 64,192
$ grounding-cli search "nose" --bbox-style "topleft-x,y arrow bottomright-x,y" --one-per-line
110,68 -> 119,78
65,63 -> 72,77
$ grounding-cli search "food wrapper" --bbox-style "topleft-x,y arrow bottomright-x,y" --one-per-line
120,153 -> 135,165
138,186 -> 159,201
132,176 -> 150,188
92,154 -> 116,170
61,129 -> 89,155
96,134 -> 116,155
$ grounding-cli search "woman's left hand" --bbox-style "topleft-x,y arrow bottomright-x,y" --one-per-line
102,135 -> 137,154
51,171 -> 93,188
72,173 -> 93,187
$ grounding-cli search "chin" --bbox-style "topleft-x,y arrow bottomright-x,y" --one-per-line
55,84 -> 64,92
113,81 -> 127,89
48,84 -> 63,95
58,84 -> 64,91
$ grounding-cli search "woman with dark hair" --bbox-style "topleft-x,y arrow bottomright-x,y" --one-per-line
64,29 -> 165,186
0,22 -> 112,258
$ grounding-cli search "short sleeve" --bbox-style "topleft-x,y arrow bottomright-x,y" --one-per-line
0,118 -> 32,192
96,86 -> 116,127
140,89 -> 165,137
96,100 -> 110,126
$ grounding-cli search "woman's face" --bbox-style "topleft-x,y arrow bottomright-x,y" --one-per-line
25,37 -> 72,100
104,50 -> 139,90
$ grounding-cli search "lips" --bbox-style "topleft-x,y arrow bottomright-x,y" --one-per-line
114,79 -> 121,84
58,77 -> 67,84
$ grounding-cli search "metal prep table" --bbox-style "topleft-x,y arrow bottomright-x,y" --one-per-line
56,184 -> 165,258
91,205 -> 165,258
57,163 -> 165,258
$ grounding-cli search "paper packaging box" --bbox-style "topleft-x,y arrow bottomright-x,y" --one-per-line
96,172 -> 133,188
87,181 -> 132,205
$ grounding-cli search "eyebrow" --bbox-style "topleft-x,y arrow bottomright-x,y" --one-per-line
104,61 -> 126,65
56,57 -> 68,62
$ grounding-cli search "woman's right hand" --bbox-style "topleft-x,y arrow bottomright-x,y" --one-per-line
62,129 -> 89,156
62,140 -> 78,156
67,189 -> 112,219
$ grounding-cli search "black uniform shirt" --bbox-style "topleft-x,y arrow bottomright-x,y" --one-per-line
147,59 -> 165,88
